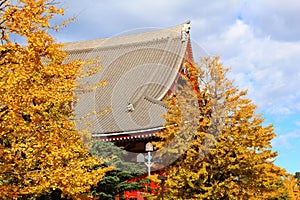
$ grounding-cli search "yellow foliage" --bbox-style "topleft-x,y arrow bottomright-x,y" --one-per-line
0,0 -> 111,199
282,174 -> 300,200
155,57 -> 287,199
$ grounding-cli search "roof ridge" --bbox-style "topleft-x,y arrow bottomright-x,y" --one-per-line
65,36 -> 170,54
62,21 -> 190,51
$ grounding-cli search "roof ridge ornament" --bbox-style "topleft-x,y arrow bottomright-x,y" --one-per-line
127,103 -> 135,112
181,21 -> 191,42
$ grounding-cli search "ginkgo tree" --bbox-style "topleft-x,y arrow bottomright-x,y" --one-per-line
278,174 -> 300,200
0,0 -> 111,199
155,57 -> 287,199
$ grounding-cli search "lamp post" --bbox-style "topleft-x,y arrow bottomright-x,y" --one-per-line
137,142 -> 154,194
158,175 -> 167,200
145,142 -> 154,176
145,142 -> 153,194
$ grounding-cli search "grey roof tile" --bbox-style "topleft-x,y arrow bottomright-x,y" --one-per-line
65,23 -> 190,135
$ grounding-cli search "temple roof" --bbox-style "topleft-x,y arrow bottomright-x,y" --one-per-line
64,22 -> 191,137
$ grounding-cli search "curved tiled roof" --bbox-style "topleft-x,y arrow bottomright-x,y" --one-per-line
65,22 -> 191,136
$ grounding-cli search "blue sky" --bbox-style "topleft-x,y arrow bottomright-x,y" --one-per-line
52,0 -> 300,174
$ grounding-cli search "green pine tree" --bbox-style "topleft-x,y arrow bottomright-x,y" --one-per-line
90,140 -> 146,200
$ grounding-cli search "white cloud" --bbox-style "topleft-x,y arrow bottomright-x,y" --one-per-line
272,131 -> 300,149
56,0 -> 244,42
202,19 -> 300,115
242,0 -> 300,41
295,121 -> 300,127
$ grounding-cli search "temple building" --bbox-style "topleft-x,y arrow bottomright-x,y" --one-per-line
63,21 -> 194,153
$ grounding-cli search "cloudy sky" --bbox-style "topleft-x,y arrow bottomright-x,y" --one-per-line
53,0 -> 300,174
